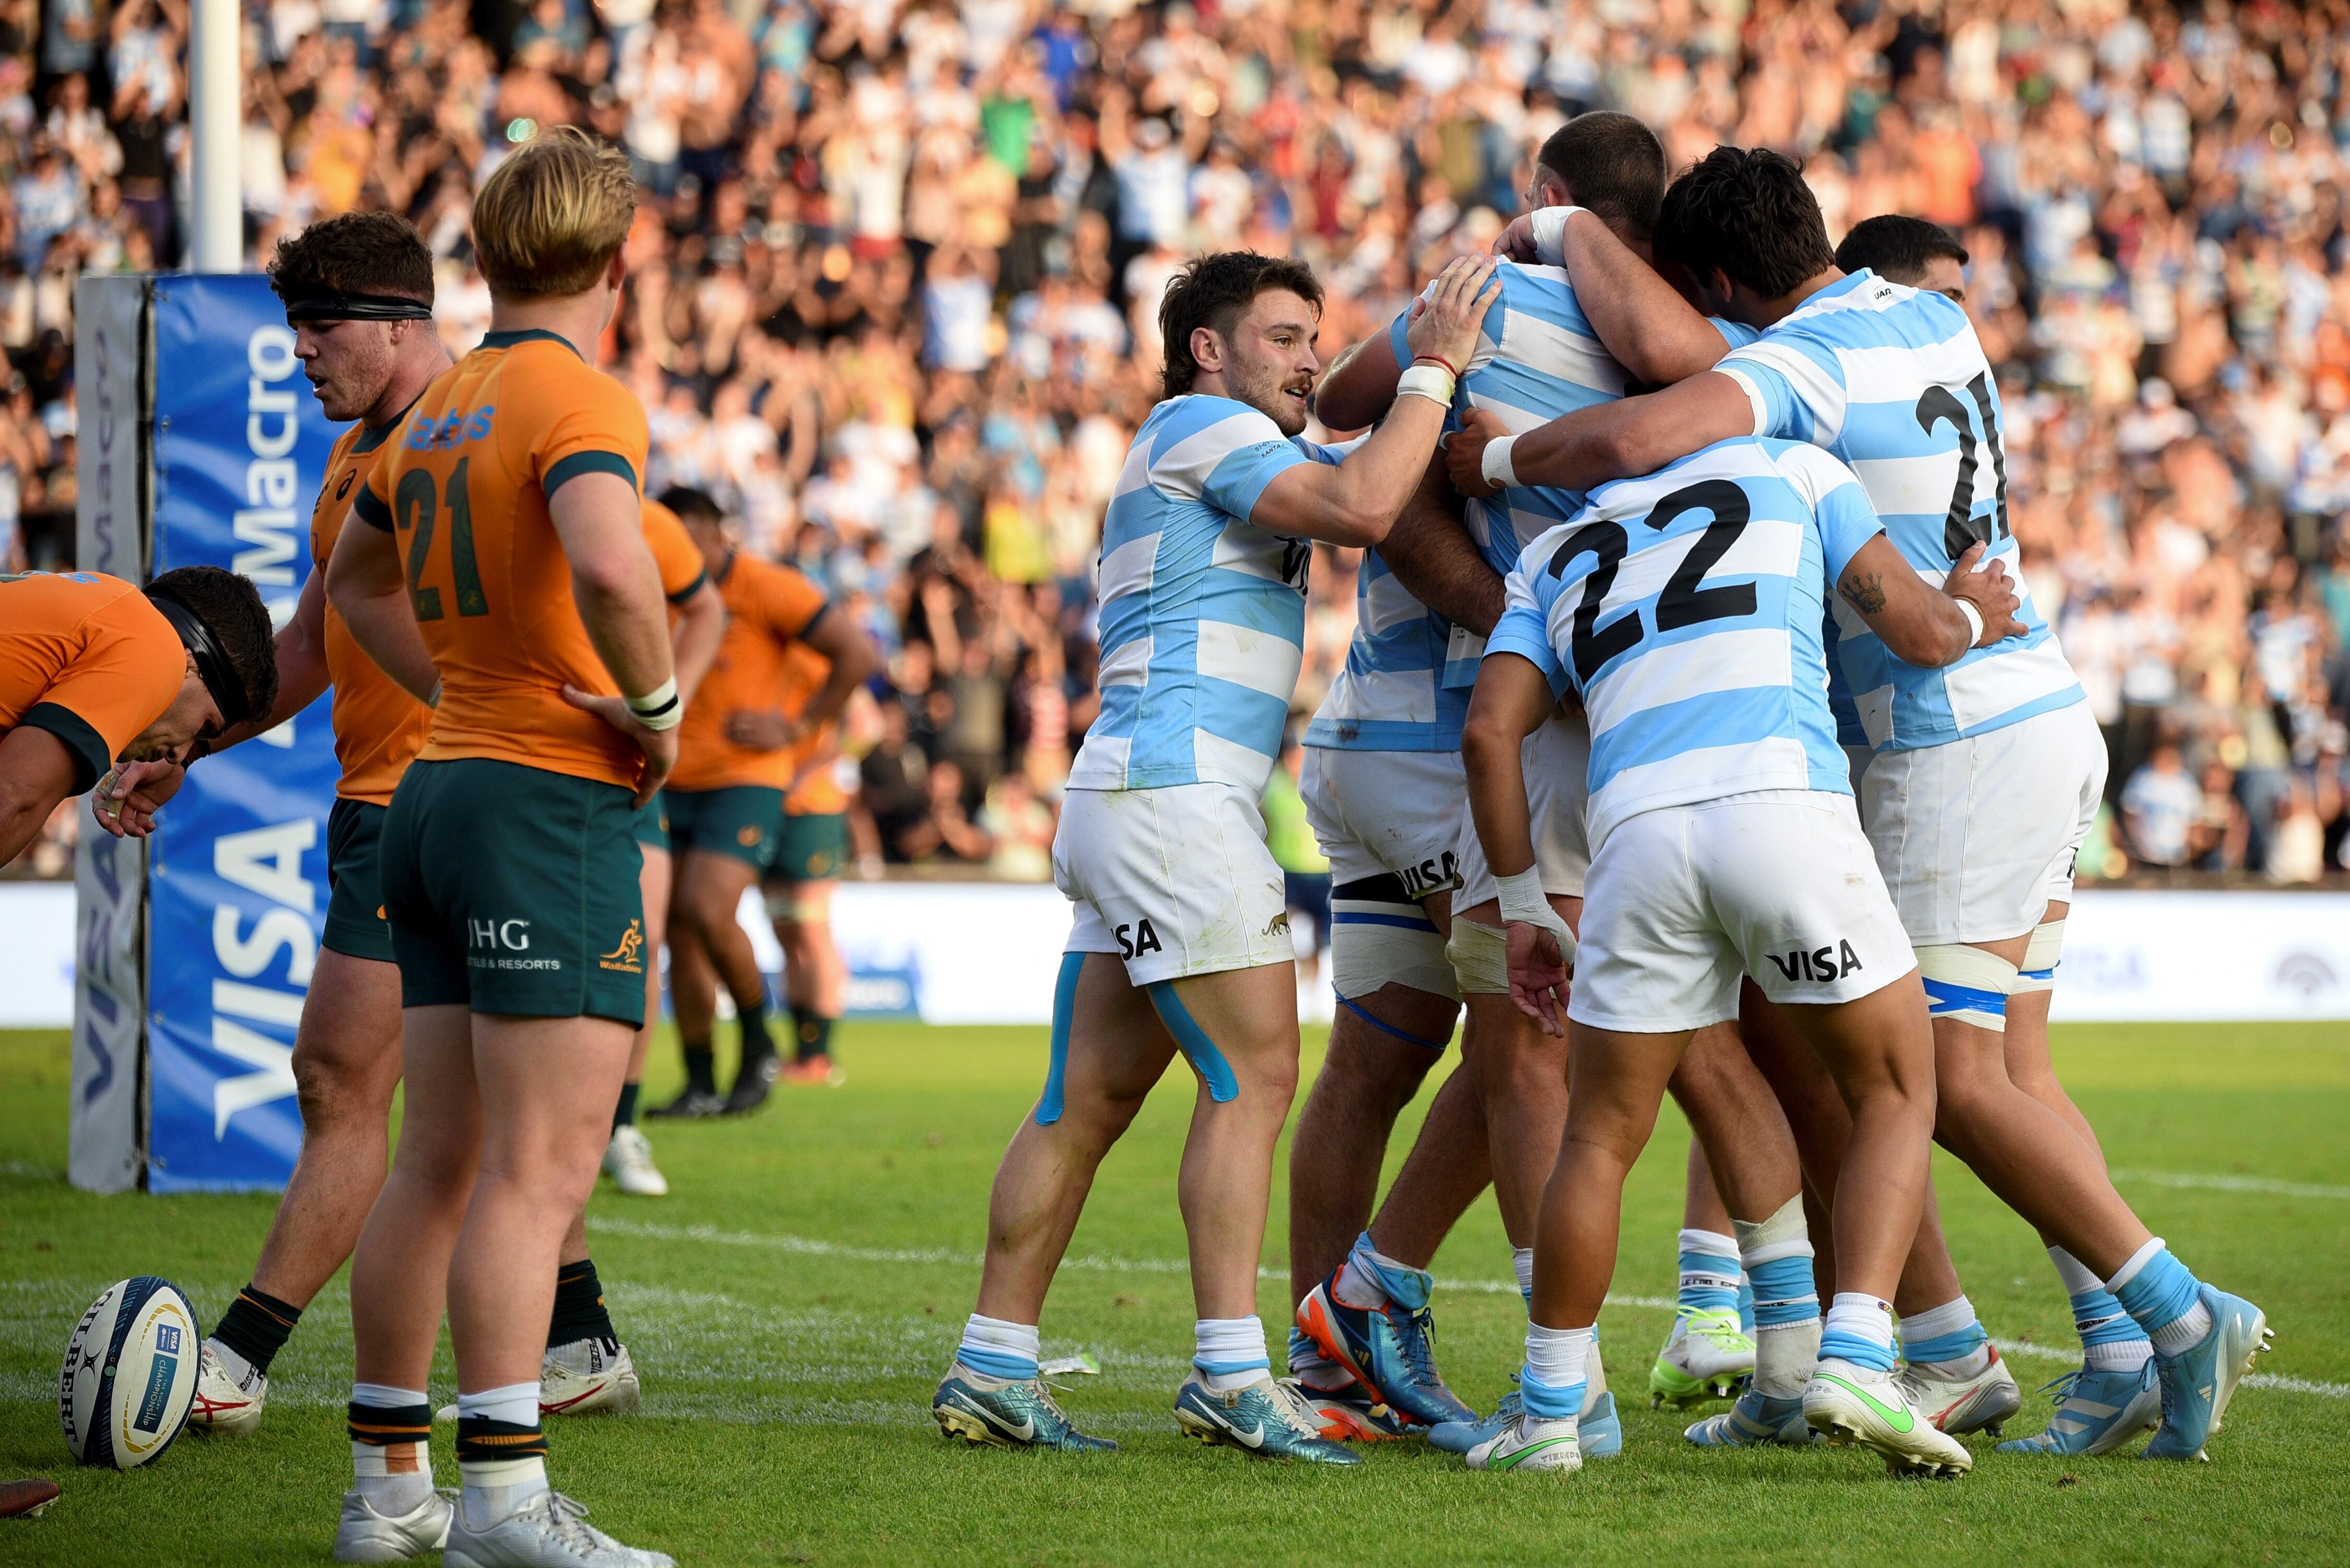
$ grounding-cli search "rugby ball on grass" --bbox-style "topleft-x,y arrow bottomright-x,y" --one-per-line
59,1277 -> 200,1468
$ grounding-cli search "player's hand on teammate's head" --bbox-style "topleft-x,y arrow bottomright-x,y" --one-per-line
91,759 -> 185,839
724,708 -> 799,750
561,685 -> 680,807
1943,542 -> 2025,646
1504,918 -> 1571,1037
1442,407 -> 1512,498
1405,254 -> 1502,374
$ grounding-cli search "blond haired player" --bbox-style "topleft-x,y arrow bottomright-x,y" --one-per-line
327,129 -> 678,1567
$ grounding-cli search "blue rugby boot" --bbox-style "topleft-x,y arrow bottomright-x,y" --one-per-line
1429,1376 -> 1620,1460
1995,1364 -> 2161,1457
933,1362 -> 1119,1452
1172,1371 -> 1361,1464
1685,1386 -> 1815,1447
1295,1270 -> 1476,1428
2143,1286 -> 2271,1461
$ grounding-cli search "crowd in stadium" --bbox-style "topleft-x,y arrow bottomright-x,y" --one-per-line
4,0 -> 2350,884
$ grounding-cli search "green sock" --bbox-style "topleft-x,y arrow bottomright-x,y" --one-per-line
682,1039 -> 715,1095
612,1082 -> 640,1129
793,1008 -> 835,1062
738,1004 -> 774,1065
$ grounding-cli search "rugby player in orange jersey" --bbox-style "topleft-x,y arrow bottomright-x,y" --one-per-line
325,129 -> 679,1567
648,486 -> 877,1116
1,564 -> 274,864
764,640 -> 872,1087
100,220 -> 722,1473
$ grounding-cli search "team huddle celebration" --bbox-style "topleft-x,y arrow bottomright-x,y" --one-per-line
0,11 -> 2325,1562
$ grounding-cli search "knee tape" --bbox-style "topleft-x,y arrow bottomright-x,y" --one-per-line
2014,918 -> 2065,994
1444,918 -> 1509,996
1332,912 -> 1459,1003
1035,952 -> 1086,1126
1146,981 -> 1240,1103
1917,944 -> 2017,1032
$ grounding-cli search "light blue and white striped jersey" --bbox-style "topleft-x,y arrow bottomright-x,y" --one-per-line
1714,269 -> 2083,751
1486,437 -> 1884,852
1069,394 -> 1345,793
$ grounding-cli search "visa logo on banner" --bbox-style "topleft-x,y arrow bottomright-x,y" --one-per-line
144,277 -> 343,1193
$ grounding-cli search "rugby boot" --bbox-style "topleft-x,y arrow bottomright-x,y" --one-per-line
1649,1306 -> 1754,1408
643,1086 -> 723,1119
1685,1386 -> 1815,1447
1297,1378 -> 1414,1442
189,1339 -> 267,1434
1996,1363 -> 2162,1457
720,1052 -> 777,1114
1295,1271 -> 1476,1427
541,1338 -> 640,1416
1803,1357 -> 1972,1477
932,1362 -> 1118,1452
332,1486 -> 453,1562
2143,1286 -> 2271,1460
1171,1370 -> 1361,1464
441,1489 -> 672,1567
1895,1345 -> 2021,1436
1429,1374 -> 1621,1460
1463,1409 -> 1582,1475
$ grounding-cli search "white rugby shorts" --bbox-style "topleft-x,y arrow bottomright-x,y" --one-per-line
1300,745 -> 1464,1001
1457,710 -> 1593,909
1055,781 -> 1292,986
1860,700 -> 2106,946
1570,789 -> 1916,1033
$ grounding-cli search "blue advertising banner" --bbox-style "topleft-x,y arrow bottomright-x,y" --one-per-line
144,276 -> 343,1193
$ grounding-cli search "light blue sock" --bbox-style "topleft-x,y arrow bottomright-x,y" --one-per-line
1675,1229 -> 1741,1314
1342,1231 -> 1431,1311
1743,1253 -> 1819,1328
957,1314 -> 1040,1381
1820,1293 -> 1898,1372
1519,1369 -> 1586,1420
2109,1241 -> 2210,1357
1897,1294 -> 1989,1366
1736,1272 -> 1757,1333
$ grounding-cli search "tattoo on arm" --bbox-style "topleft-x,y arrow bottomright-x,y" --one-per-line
1839,572 -> 1886,616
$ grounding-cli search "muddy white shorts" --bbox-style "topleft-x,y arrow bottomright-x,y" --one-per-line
1055,782 -> 1292,986
1569,789 -> 1917,1033
1300,746 -> 1465,1000
1860,700 -> 2107,946
1457,710 -> 1593,909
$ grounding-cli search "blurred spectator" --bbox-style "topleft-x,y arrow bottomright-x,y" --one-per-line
2123,739 -> 2202,868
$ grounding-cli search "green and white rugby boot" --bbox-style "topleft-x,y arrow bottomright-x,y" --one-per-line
1803,1357 -> 1972,1477
1463,1410 -> 1582,1475
1649,1306 -> 1754,1409
933,1362 -> 1119,1452
1171,1371 -> 1361,1464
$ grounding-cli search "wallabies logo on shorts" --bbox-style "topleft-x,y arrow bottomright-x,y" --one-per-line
737,825 -> 765,847
598,919 -> 646,974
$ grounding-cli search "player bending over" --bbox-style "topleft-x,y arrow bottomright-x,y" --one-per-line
327,129 -> 678,1568
1458,149 -> 2270,1462
931,249 -> 1497,1462
1460,434 -> 2016,1478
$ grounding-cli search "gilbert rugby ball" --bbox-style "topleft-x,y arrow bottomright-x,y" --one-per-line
59,1277 -> 200,1468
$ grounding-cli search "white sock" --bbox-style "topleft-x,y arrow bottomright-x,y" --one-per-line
1512,1247 -> 1535,1299
455,1383 -> 547,1525
1822,1292 -> 1897,1372
2046,1245 -> 2103,1297
1194,1316 -> 1270,1392
956,1313 -> 1041,1381
1752,1319 -> 1822,1398
1898,1293 -> 1993,1376
1525,1322 -> 1593,1393
209,1338 -> 259,1387
349,1384 -> 432,1514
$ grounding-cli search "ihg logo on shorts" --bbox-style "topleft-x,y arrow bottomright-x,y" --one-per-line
468,918 -> 560,971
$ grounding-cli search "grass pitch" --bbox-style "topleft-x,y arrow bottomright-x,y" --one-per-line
2,1019 -> 2347,1565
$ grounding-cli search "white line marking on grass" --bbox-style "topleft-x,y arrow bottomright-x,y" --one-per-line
2112,1169 -> 2350,1201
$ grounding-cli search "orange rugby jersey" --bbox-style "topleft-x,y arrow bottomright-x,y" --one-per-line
667,551 -> 828,792
0,571 -> 186,790
641,498 -> 710,611
354,331 -> 652,790
314,417 -> 430,805
779,640 -> 849,816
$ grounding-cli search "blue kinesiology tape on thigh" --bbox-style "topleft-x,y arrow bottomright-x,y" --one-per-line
1145,981 -> 1240,1103
1036,952 -> 1086,1126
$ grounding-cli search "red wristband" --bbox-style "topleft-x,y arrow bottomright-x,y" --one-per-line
1414,352 -> 1462,379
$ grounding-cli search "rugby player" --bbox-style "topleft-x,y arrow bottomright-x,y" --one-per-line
648,486 -> 875,1116
1290,113 -> 1811,1454
2,563 -> 273,863
931,250 -> 1497,1462
1456,149 -> 2269,1461
766,640 -> 867,1087
326,129 -> 676,1565
1460,431 -> 2022,1476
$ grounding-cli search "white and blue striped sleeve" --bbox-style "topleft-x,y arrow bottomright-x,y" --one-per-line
1708,316 -> 1761,351
1154,400 -> 1313,517
1772,442 -> 1882,579
1483,567 -> 1571,698
1714,331 -> 1846,445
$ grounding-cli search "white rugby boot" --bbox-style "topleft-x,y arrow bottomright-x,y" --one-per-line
1464,1410 -> 1584,1475
540,1338 -> 641,1416
332,1486 -> 453,1562
1803,1357 -> 1973,1477
442,1489 -> 673,1568
1896,1345 -> 2023,1436
188,1339 -> 267,1434
601,1126 -> 668,1197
